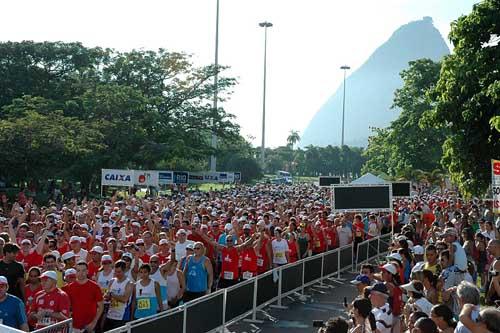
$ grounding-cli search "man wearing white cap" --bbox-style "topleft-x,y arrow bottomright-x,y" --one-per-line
69,235 -> 88,263
61,251 -> 76,271
411,245 -> 426,273
0,275 -> 29,331
29,271 -> 70,329
88,246 -> 104,280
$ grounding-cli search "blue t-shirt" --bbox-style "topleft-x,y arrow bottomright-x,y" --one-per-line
0,294 -> 27,329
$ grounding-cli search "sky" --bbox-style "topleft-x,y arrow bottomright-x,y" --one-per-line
1,0 -> 479,147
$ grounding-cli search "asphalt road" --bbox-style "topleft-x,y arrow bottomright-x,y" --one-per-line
227,272 -> 359,333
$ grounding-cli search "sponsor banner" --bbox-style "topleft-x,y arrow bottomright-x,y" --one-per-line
101,169 -> 134,187
134,170 -> 159,187
234,172 -> 241,182
204,172 -> 219,183
493,159 -> 500,213
188,172 -> 205,184
158,171 -> 173,185
173,171 -> 189,184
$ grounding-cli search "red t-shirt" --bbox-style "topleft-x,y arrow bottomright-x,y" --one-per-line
140,253 -> 151,263
17,250 -> 43,272
157,252 -> 170,265
57,242 -> 70,255
25,284 -> 42,314
221,247 -> 239,280
324,227 -> 337,248
257,237 -> 270,274
31,288 -> 71,328
65,280 -> 103,329
87,261 -> 100,280
288,240 -> 299,263
240,248 -> 258,277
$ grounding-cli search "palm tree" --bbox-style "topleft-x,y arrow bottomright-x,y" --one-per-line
286,130 -> 301,149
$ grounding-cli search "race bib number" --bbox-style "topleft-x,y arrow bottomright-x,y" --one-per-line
257,258 -> 264,267
315,241 -> 320,247
275,252 -> 284,258
242,271 -> 253,280
39,316 -> 55,326
137,298 -> 151,310
110,299 -> 121,308
223,271 -> 234,280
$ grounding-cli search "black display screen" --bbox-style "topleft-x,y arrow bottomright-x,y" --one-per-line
319,176 -> 341,186
333,185 -> 391,210
392,182 -> 411,197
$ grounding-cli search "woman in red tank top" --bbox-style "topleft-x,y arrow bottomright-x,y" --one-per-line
287,232 -> 300,263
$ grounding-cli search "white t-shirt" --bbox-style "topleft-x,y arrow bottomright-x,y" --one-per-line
454,308 -> 479,333
414,297 -> 433,316
452,241 -> 468,271
372,303 -> 393,333
71,249 -> 88,263
175,240 -> 194,261
337,225 -> 352,247
272,239 -> 289,265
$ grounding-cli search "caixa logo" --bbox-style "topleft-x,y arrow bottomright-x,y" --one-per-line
494,161 -> 500,175
105,174 -> 131,181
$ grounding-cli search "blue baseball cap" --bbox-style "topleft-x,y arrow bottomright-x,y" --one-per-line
350,274 -> 370,285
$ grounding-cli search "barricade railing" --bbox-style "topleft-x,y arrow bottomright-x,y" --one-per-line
105,234 -> 392,333
0,319 -> 73,333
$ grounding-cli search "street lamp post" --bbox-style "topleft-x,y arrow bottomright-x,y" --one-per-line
259,21 -> 272,169
340,65 -> 350,146
210,0 -> 220,172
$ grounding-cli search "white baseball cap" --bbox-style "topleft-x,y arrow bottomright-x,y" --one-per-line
159,239 -> 169,246
0,276 -> 8,285
41,270 -> 58,281
380,263 -> 398,275
101,255 -> 113,263
176,229 -> 187,236
90,246 -> 103,254
64,268 -> 77,278
69,236 -> 81,243
412,245 -> 425,255
61,252 -> 76,261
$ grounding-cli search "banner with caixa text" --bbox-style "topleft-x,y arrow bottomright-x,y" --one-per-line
492,159 -> 500,214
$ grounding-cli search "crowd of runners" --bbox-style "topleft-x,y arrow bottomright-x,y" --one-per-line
0,183 -> 499,333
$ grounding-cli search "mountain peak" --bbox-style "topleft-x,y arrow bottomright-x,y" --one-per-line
300,18 -> 449,148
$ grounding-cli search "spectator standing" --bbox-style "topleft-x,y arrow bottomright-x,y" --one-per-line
368,283 -> 393,333
0,243 -> 25,301
0,275 -> 28,331
454,282 -> 480,333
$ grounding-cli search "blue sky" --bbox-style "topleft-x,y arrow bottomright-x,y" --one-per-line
1,0 -> 479,147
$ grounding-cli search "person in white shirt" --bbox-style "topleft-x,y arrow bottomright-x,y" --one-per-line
401,280 -> 433,316
454,282 -> 480,333
337,218 -> 353,247
175,229 -> 194,262
368,283 -> 393,333
271,228 -> 289,266
69,236 -> 88,263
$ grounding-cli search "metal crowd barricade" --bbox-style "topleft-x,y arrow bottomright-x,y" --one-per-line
101,234 -> 391,333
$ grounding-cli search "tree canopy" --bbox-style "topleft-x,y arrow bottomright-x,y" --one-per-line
0,41 -> 254,189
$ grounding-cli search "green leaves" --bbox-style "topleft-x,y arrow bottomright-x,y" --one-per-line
0,41 -> 256,187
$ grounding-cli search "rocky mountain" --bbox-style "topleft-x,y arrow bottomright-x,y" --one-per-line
300,17 -> 450,147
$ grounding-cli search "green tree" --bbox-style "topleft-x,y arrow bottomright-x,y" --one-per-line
286,130 -> 301,148
424,0 -> 500,196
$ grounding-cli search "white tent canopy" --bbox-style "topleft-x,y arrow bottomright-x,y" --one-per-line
350,173 -> 388,185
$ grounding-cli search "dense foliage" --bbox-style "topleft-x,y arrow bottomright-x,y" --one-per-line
0,41 -> 259,189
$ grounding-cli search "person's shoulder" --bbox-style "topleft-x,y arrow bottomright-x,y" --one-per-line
6,293 -> 24,304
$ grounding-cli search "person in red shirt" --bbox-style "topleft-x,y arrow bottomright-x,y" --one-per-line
87,246 -> 104,280
29,270 -> 70,329
311,222 -> 327,254
16,239 -> 43,272
256,223 -> 272,274
200,231 -> 255,288
55,230 -> 69,255
287,232 -> 301,263
323,219 -> 338,250
64,262 -> 104,332
25,267 -> 42,329
136,239 -> 151,263
157,239 -> 171,264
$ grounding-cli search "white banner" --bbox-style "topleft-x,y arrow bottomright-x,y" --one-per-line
204,172 -> 219,182
188,172 -> 205,184
101,169 -> 134,187
158,171 -> 173,185
493,159 -> 500,213
218,172 -> 234,183
134,170 -> 159,187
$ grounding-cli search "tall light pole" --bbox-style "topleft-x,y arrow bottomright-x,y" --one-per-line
210,0 -> 220,172
340,65 -> 350,146
259,21 -> 272,169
